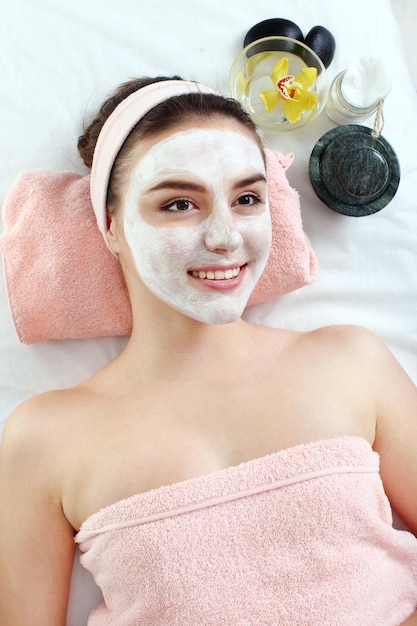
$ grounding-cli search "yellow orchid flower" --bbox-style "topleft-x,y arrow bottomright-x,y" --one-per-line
259,56 -> 318,123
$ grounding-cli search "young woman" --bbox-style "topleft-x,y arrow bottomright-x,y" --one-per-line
1,76 -> 417,625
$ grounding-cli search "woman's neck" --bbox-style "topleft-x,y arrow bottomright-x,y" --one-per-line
118,299 -> 252,381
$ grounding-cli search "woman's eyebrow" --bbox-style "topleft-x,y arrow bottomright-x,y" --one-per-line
232,173 -> 266,190
146,173 -> 266,194
146,180 -> 207,193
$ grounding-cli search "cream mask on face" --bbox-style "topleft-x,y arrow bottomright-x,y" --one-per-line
121,127 -> 272,324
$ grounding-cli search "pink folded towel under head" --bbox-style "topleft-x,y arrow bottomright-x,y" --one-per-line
76,437 -> 417,625
0,149 -> 318,343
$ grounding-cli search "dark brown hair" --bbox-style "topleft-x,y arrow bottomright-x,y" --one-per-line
78,76 -> 262,213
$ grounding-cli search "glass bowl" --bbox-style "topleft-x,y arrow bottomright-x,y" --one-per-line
229,36 -> 328,132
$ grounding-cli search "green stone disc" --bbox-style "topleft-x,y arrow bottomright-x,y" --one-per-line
309,125 -> 400,217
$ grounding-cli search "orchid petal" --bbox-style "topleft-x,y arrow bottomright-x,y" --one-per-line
270,57 -> 289,85
236,70 -> 249,98
281,90 -> 318,122
245,52 -> 274,80
259,89 -> 281,112
281,98 -> 305,123
294,67 -> 317,89
297,89 -> 318,109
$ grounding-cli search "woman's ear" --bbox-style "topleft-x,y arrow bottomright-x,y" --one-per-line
106,214 -> 123,255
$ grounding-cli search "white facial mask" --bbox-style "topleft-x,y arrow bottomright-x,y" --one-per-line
122,127 -> 271,324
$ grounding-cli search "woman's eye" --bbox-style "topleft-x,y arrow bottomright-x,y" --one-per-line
234,193 -> 263,207
160,199 -> 196,212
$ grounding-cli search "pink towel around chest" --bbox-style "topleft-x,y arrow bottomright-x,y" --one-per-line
0,150 -> 318,343
76,436 -> 417,625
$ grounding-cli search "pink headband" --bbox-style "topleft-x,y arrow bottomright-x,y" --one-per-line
90,80 -> 218,250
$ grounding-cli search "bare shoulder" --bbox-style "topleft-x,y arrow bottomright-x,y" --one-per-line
0,382 -> 101,483
273,323 -> 387,364
303,323 -> 385,350
249,322 -> 389,374
305,324 -> 416,394
300,323 -> 399,369
3,386 -> 83,443
252,323 -> 390,410
1,390 -> 73,487
3,366 -> 112,434
300,324 -> 414,393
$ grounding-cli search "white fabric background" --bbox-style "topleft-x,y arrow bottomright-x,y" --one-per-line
0,1 -> 416,622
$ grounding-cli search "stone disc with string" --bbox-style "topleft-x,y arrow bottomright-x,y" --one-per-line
309,124 -> 400,216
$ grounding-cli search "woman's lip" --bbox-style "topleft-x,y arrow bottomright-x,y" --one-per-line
189,263 -> 245,273
188,264 -> 247,290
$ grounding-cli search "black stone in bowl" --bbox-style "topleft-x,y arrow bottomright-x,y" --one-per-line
243,19 -> 335,68
243,18 -> 304,49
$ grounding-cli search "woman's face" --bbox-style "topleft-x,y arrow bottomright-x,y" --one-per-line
111,119 -> 272,324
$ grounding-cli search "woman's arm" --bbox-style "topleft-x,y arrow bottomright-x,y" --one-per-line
0,398 -> 75,625
369,331 -> 417,537
370,334 -> 417,624
332,327 -> 417,625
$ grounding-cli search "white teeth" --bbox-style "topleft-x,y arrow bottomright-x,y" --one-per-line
191,267 -> 241,280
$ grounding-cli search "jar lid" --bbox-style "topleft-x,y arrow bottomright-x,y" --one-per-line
309,125 -> 400,216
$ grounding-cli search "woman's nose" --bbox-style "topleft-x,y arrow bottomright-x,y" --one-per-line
203,208 -> 244,253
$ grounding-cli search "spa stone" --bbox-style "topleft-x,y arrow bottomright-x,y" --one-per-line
309,125 -> 400,217
305,26 -> 336,68
243,18 -> 304,48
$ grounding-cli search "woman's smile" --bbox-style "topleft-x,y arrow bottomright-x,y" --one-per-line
189,264 -> 247,290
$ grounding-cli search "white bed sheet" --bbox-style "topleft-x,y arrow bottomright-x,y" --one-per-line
391,0 -> 417,90
0,1 -> 416,623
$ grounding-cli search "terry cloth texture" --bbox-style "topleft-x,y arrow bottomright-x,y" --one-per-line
0,150 -> 317,343
76,436 -> 417,625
